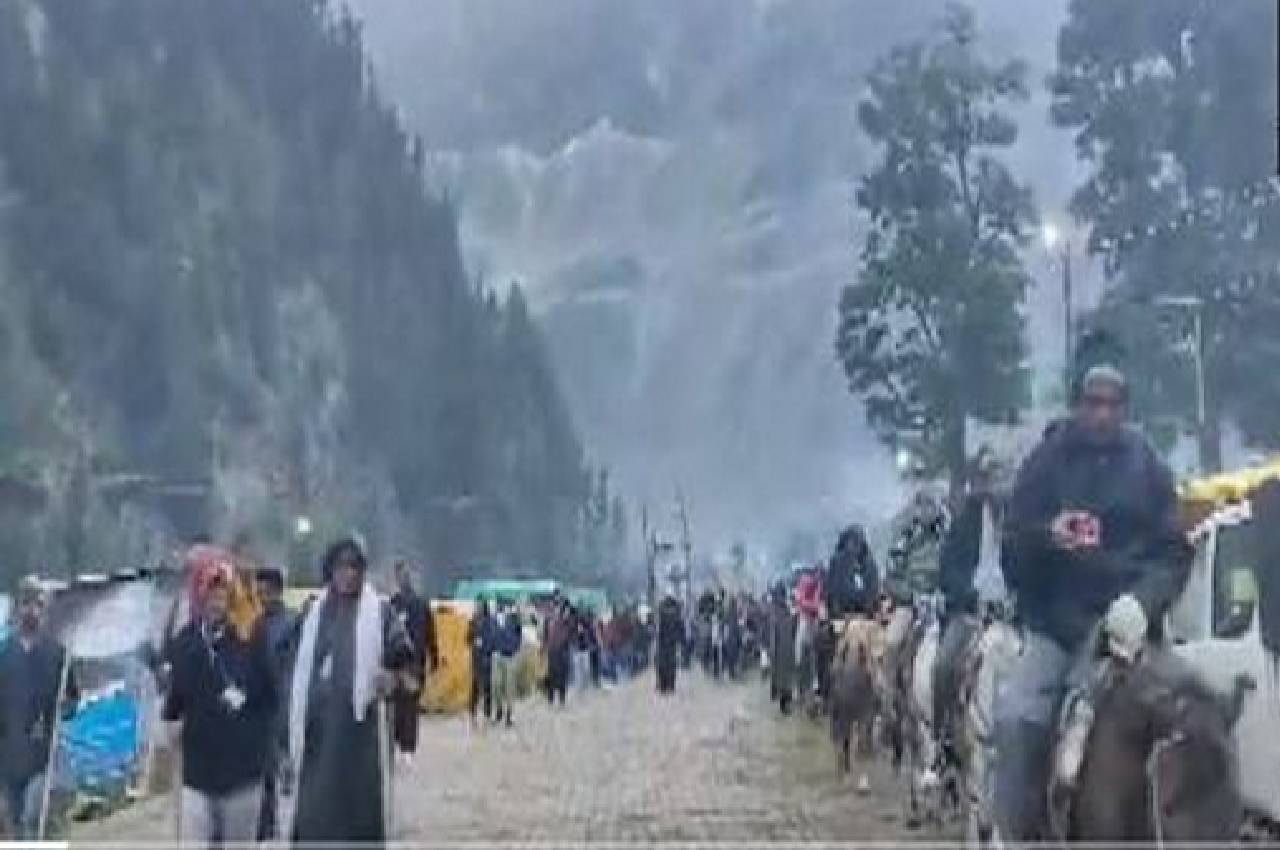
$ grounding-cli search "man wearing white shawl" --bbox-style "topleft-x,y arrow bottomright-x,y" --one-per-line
279,538 -> 413,847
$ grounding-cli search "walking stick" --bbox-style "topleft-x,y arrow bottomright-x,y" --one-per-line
173,739 -> 183,845
37,652 -> 71,840
378,691 -> 395,840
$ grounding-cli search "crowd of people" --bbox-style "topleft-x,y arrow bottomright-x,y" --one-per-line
752,364 -> 1233,845
0,364 -> 1243,847
465,593 -> 658,722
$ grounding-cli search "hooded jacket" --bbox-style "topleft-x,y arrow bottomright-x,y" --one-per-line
1002,420 -> 1190,651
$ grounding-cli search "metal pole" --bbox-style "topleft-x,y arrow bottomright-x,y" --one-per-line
641,505 -> 655,610
1193,305 -> 1208,470
37,653 -> 72,840
1063,242 -> 1074,398
1155,295 -> 1210,471
676,491 -> 693,616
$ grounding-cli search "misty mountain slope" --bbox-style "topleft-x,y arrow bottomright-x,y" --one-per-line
0,0 -> 591,584
352,0 -> 1074,555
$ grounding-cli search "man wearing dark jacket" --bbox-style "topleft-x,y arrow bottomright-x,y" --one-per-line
489,604 -> 522,726
655,594 -> 684,695
253,567 -> 295,841
826,524 -> 880,619
390,561 -> 437,756
467,598 -> 496,723
992,365 -> 1191,841
0,579 -> 78,840
165,562 -> 278,848
932,453 -> 1003,741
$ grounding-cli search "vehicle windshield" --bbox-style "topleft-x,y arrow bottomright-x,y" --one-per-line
1214,522 -> 1260,639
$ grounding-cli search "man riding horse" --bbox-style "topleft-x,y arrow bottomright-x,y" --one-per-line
827,524 -> 881,620
994,364 -> 1192,842
933,449 -> 1006,759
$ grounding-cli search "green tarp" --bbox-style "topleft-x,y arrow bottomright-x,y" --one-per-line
563,586 -> 609,614
450,579 -> 609,613
452,578 -> 561,604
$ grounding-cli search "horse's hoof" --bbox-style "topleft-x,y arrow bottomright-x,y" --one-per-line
857,775 -> 871,794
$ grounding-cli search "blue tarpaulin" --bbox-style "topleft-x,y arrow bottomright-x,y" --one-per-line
60,689 -> 141,794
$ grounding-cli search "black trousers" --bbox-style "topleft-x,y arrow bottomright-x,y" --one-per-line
546,651 -> 569,704
257,767 -> 278,840
394,688 -> 421,753
471,663 -> 492,719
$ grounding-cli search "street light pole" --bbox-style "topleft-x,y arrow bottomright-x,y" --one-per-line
1155,295 -> 1209,471
1041,222 -> 1074,399
1062,241 -> 1073,397
1192,307 -> 1206,437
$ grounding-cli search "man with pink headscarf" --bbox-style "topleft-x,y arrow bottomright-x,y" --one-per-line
162,544 -> 278,848
793,568 -> 824,699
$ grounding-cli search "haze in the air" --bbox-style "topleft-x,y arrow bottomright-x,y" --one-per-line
348,0 -> 1084,559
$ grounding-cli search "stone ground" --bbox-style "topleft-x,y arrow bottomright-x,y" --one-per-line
82,670 -> 954,845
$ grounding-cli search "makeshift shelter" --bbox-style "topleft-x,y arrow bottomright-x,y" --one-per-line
422,600 -> 473,714
1179,458 -> 1280,529
452,578 -> 560,604
563,586 -> 609,614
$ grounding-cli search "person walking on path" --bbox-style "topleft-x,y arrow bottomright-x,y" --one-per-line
163,550 -> 277,849
0,578 -> 78,840
655,594 -> 684,695
253,566 -> 296,841
768,583 -> 796,715
571,607 -> 593,694
467,598 -> 496,725
280,538 -> 415,848
390,561 -> 437,757
542,599 -> 572,706
489,602 -> 522,727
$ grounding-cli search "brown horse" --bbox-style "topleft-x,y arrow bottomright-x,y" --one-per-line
1065,652 -> 1252,849
829,618 -> 884,786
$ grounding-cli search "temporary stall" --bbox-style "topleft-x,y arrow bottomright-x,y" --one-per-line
421,600 -> 473,714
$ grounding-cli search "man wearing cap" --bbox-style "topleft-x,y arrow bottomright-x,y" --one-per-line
993,365 -> 1191,841
0,579 -> 78,839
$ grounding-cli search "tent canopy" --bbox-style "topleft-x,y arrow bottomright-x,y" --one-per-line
1179,457 -> 1280,528
452,578 -> 560,604
563,586 -> 609,614
451,579 -> 609,612
1180,458 -> 1280,506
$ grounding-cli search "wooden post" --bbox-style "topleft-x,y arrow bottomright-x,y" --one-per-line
37,652 -> 72,840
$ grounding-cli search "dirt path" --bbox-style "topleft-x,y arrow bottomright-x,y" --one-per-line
84,671 -> 947,844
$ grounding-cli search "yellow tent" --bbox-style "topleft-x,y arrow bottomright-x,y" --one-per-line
419,602 -> 548,711
422,602 -> 473,714
1179,457 -> 1280,527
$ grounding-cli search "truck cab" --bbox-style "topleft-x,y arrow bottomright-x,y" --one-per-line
1166,497 -> 1280,824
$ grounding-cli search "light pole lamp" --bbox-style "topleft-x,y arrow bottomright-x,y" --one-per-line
1154,294 -> 1208,469
1041,222 -> 1074,397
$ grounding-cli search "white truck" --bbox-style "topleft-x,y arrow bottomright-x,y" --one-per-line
1165,470 -> 1280,827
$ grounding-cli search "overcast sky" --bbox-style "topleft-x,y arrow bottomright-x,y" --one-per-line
348,0 -> 1093,563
